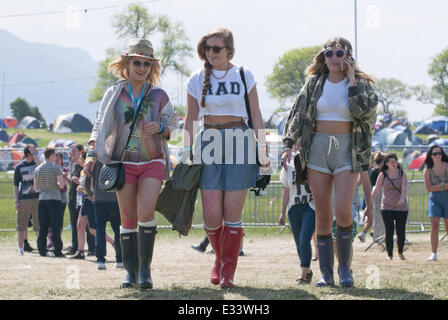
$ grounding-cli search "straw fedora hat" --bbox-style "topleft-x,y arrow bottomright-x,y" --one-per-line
121,38 -> 160,60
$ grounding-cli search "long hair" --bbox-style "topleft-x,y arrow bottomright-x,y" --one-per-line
306,36 -> 375,84
108,55 -> 161,87
197,27 -> 235,107
380,153 -> 402,173
424,145 -> 448,169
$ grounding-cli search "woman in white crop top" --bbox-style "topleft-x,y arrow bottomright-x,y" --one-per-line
184,27 -> 269,289
282,37 -> 377,288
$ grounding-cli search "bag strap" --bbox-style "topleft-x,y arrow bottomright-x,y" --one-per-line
239,66 -> 253,129
120,84 -> 152,162
384,170 -> 402,194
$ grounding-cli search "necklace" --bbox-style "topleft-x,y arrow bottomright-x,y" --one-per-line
211,63 -> 231,79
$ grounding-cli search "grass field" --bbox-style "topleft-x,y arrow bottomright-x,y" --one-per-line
0,228 -> 447,300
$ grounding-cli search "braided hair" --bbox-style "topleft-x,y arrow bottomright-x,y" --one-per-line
196,27 -> 235,108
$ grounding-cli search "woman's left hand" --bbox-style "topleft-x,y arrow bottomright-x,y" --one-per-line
344,56 -> 356,84
258,146 -> 271,170
397,199 -> 406,206
142,121 -> 162,135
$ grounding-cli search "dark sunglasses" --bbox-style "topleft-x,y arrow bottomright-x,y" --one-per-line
204,45 -> 227,53
432,151 -> 443,156
324,50 -> 345,58
131,60 -> 152,68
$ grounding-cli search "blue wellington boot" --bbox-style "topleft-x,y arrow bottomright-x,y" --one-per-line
315,236 -> 335,287
336,229 -> 354,288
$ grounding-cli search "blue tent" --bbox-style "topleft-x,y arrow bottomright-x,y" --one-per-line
424,116 -> 448,135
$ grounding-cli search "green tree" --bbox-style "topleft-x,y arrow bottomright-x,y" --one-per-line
412,48 -> 448,116
10,97 -> 45,123
88,48 -> 119,103
266,46 -> 321,105
89,4 -> 193,102
375,78 -> 412,115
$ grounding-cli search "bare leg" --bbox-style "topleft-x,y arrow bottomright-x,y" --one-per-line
307,169 -> 334,235
430,217 -> 440,254
76,215 -> 88,251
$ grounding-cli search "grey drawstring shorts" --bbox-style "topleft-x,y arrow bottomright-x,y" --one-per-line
306,132 -> 352,175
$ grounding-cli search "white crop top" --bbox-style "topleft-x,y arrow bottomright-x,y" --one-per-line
186,65 -> 257,121
316,78 -> 353,122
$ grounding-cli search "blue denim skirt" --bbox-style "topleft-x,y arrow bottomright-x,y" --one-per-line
198,125 -> 258,191
427,191 -> 448,218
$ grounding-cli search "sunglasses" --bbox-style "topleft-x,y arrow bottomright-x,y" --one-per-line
131,60 -> 152,68
204,45 -> 227,53
432,151 -> 443,156
324,50 -> 345,58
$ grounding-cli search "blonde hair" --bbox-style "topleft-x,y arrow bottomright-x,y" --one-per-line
108,55 -> 161,86
197,27 -> 235,107
306,36 -> 375,84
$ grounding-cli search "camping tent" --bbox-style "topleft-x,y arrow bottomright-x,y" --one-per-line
265,111 -> 289,134
413,124 -> 436,135
16,116 -> 41,129
423,116 -> 448,135
8,132 -> 37,147
0,130 -> 8,142
53,113 -> 93,133
2,117 -> 18,128
372,128 -> 413,148
48,139 -> 75,148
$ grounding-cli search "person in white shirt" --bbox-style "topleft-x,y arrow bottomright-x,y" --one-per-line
279,143 -> 315,284
184,27 -> 269,289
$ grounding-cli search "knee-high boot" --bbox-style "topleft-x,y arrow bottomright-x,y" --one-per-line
315,235 -> 335,287
120,232 -> 138,288
336,228 -> 354,288
220,226 -> 243,289
204,225 -> 223,285
138,225 -> 156,289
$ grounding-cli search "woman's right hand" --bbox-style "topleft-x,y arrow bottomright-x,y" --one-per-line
278,214 -> 286,226
281,148 -> 292,171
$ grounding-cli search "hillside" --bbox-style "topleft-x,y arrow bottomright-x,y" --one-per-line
0,29 -> 99,124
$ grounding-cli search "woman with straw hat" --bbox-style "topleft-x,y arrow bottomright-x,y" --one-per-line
93,38 -> 178,289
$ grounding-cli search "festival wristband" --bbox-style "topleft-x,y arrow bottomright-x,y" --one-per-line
157,122 -> 165,134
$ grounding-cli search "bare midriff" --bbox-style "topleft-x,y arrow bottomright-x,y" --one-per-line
315,120 -> 352,134
204,115 -> 244,126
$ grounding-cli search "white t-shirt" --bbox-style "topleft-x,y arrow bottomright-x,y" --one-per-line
280,158 -> 313,208
316,77 -> 353,122
186,65 -> 257,121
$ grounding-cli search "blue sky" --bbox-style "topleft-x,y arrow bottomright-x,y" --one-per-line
0,0 -> 447,122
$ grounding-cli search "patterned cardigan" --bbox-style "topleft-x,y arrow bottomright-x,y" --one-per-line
282,73 -> 378,173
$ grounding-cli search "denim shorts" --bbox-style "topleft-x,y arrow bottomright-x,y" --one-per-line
198,125 -> 258,191
427,191 -> 448,218
307,132 -> 352,175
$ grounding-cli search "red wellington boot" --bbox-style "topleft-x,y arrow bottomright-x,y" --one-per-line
220,226 -> 243,289
204,226 -> 223,285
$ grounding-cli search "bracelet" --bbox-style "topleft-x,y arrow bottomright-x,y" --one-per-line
182,147 -> 192,152
157,122 -> 165,134
282,147 -> 292,153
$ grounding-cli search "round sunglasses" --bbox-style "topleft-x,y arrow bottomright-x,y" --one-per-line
131,60 -> 152,68
324,50 -> 345,58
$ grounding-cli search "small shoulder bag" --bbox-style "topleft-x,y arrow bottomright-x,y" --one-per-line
98,84 -> 151,192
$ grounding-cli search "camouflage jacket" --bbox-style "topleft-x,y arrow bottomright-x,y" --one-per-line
282,73 -> 378,173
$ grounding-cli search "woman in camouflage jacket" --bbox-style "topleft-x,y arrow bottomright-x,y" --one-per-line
282,37 -> 378,288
